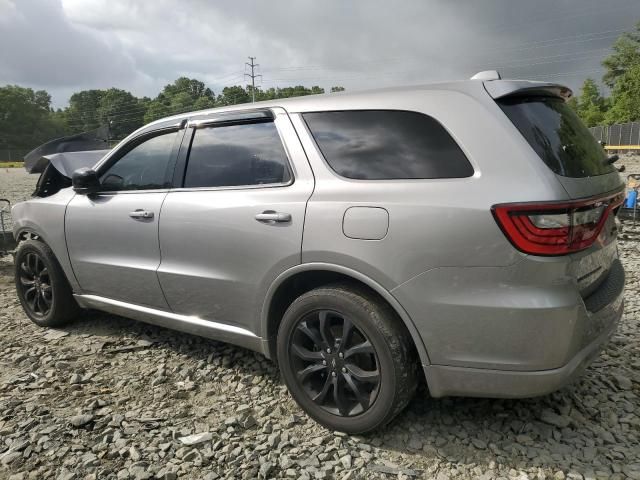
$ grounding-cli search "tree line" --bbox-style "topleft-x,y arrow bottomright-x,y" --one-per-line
568,22 -> 640,127
0,80 -> 345,152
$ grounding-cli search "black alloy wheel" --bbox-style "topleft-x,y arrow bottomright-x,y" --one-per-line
289,309 -> 381,416
17,251 -> 53,317
277,284 -> 418,434
14,239 -> 80,327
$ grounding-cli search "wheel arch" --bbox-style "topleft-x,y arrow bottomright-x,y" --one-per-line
260,263 -> 431,367
14,225 -> 81,292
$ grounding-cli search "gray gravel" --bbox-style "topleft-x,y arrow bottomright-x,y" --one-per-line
0,168 -> 36,231
0,168 -> 639,479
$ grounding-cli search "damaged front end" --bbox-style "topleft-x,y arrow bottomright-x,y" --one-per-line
30,150 -> 109,197
24,127 -> 110,197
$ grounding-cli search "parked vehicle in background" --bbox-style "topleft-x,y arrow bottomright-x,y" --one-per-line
12,72 -> 625,433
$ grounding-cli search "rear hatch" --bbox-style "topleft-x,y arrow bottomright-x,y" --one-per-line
496,93 -> 622,197
487,82 -> 625,307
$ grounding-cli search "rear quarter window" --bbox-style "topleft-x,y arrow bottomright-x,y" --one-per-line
303,110 -> 473,180
497,96 -> 615,178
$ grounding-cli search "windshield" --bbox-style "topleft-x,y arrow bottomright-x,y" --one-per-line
497,96 -> 615,178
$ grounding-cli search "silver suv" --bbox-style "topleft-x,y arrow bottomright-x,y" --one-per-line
12,73 -> 626,433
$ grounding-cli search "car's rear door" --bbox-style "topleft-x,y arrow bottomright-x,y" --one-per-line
66,123 -> 185,309
157,108 -> 314,334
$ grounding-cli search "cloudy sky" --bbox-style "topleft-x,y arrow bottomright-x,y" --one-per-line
1,0 -> 640,108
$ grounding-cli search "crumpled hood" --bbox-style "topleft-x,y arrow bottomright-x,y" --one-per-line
30,150 -> 110,177
24,126 -> 110,176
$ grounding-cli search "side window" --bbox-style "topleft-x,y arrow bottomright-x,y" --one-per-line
183,121 -> 291,188
303,110 -> 474,180
100,131 -> 178,191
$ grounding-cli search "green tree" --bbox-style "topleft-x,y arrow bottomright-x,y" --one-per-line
193,95 -> 216,111
275,85 -> 324,98
330,86 -> 345,93
0,85 -> 63,151
216,86 -> 251,106
65,89 -> 104,133
605,63 -> 640,124
573,78 -> 607,127
602,21 -> 640,88
97,88 -> 145,140
164,77 -> 214,102
144,77 -> 216,122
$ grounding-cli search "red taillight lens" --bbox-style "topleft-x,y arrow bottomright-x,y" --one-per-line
492,192 -> 624,256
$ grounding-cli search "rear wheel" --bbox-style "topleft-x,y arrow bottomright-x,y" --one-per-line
14,240 -> 80,327
277,284 -> 418,433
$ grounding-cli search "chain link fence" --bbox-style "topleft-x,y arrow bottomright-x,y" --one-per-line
589,123 -> 640,149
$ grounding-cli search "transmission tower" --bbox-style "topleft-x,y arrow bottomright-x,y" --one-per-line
245,56 -> 262,103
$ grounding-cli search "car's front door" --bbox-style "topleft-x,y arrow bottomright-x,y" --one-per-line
157,108 -> 314,334
66,125 -> 184,309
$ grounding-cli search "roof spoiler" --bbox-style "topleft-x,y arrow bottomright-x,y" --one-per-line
470,70 -> 573,101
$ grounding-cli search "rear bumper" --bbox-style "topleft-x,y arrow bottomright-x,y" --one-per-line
392,245 -> 625,398
423,302 -> 621,398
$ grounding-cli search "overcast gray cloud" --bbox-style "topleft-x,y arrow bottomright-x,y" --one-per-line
1,0 -> 639,108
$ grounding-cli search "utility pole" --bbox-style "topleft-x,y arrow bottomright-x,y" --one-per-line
245,56 -> 262,103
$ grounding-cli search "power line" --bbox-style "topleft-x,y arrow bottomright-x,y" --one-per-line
245,56 -> 262,103
490,47 -> 613,71
476,1 -> 639,36
257,27 -> 629,80
63,21 -> 634,129
531,68 -> 607,80
260,46 -> 614,85
63,24 -> 630,122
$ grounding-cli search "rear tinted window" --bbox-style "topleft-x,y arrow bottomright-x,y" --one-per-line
303,110 -> 473,180
184,121 -> 291,188
497,96 -> 614,178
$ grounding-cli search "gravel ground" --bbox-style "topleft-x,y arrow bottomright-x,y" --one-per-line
0,167 -> 639,480
0,168 -> 36,232
620,154 -> 640,178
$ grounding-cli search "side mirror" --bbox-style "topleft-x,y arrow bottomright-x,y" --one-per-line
72,168 -> 101,195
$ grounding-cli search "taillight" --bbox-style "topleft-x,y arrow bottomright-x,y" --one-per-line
492,192 -> 624,256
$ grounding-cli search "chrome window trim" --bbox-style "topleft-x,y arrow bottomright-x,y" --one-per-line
84,189 -> 172,196
187,110 -> 273,129
168,181 -> 293,194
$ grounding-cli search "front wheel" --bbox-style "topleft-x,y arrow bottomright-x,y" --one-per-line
14,240 -> 80,327
277,284 -> 418,433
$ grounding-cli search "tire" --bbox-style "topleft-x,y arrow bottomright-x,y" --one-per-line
14,239 -> 80,327
277,284 -> 418,434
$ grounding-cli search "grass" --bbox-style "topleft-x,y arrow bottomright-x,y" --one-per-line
0,162 -> 23,168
